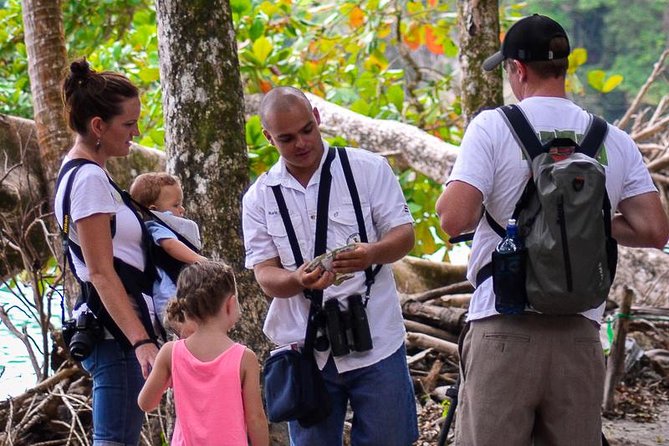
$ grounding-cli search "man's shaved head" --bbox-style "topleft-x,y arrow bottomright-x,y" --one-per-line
259,86 -> 313,129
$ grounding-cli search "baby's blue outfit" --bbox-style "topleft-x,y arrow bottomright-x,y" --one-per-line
147,221 -> 178,321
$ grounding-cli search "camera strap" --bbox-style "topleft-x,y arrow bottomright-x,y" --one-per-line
336,147 -> 382,303
271,146 -> 336,356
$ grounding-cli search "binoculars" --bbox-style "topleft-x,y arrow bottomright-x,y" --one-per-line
320,294 -> 373,357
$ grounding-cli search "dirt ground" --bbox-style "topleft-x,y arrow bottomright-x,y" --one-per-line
603,405 -> 669,445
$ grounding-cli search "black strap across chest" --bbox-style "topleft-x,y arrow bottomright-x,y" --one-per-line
270,146 -> 381,354
56,159 -> 164,347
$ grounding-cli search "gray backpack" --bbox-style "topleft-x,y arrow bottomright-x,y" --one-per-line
486,105 -> 618,314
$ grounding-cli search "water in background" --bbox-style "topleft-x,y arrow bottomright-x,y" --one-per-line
0,287 -> 63,399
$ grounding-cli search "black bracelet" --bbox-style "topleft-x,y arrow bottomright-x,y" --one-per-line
132,338 -> 156,350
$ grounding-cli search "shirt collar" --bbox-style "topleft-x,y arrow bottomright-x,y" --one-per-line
265,140 -> 331,189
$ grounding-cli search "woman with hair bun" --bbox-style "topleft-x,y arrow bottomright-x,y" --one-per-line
54,58 -> 161,445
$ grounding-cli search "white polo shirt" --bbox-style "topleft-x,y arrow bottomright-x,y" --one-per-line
243,142 -> 414,372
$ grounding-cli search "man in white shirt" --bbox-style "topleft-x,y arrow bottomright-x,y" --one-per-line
436,14 -> 669,445
242,87 -> 418,445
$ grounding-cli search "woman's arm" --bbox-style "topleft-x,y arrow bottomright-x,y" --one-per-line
241,348 -> 269,446
77,212 -> 158,377
138,342 -> 174,411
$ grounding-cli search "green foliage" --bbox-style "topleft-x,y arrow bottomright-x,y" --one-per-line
3,0 -> 659,258
62,0 -> 164,148
0,0 -> 163,147
519,0 -> 668,107
0,0 -> 31,117
232,0 -> 462,257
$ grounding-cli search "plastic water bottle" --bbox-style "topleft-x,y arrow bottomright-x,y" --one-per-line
493,219 -> 527,314
497,219 -> 523,253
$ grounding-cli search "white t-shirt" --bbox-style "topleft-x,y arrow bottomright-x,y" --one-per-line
54,160 -> 145,282
448,97 -> 657,323
243,142 -> 414,372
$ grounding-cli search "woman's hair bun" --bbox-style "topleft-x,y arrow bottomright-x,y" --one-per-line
69,58 -> 93,81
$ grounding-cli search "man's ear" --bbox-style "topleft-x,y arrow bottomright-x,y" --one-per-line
313,107 -> 321,125
517,61 -> 528,82
262,129 -> 274,145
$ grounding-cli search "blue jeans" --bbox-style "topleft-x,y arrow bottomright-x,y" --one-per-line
288,345 -> 418,446
81,339 -> 145,446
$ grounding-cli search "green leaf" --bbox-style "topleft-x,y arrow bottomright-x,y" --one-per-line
230,0 -> 252,15
252,36 -> 273,63
350,98 -> 370,115
137,67 -> 160,83
249,18 -> 265,41
587,70 -> 606,92
386,84 -> 404,112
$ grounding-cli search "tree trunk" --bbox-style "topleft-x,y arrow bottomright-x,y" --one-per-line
155,0 -> 270,356
457,0 -> 503,124
21,0 -> 72,194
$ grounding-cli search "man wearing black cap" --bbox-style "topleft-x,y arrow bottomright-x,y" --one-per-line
436,14 -> 668,445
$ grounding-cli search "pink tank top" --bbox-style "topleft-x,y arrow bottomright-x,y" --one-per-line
170,341 -> 248,446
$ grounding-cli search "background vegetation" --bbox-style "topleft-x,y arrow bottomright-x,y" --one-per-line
0,0 -> 665,261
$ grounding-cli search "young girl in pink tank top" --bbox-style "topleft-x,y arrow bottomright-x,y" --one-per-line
138,261 -> 269,446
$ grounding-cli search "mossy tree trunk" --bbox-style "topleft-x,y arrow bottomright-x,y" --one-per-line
457,0 -> 503,124
155,0 -> 270,356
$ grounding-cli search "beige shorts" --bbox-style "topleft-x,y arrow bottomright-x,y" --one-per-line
455,313 -> 605,446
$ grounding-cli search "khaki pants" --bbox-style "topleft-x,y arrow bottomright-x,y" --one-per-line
455,314 -> 605,446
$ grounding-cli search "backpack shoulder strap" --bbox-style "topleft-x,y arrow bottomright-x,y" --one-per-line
578,114 -> 608,158
498,105 -> 544,161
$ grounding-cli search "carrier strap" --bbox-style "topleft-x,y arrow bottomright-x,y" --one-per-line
56,159 -> 164,348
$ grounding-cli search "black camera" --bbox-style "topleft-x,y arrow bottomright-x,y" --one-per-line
62,311 -> 104,361
322,295 -> 373,357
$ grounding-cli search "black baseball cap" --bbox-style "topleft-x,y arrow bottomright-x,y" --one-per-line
482,14 -> 570,71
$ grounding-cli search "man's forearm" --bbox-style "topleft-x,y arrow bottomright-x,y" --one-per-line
254,259 -> 303,298
369,223 -> 414,264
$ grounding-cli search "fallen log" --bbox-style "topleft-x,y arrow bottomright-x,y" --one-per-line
433,294 -> 472,308
403,300 -> 467,334
405,320 -> 459,343
406,332 -> 459,359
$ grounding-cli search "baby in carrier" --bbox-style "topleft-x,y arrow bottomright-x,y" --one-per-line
129,172 -> 207,324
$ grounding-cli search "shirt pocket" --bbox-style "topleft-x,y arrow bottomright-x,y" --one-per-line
267,211 -> 304,269
329,202 -> 372,247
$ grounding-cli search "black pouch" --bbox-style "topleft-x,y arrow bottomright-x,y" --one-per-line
263,349 -> 332,427
492,248 -> 528,314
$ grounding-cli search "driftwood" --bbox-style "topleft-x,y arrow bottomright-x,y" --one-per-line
405,320 -> 459,343
433,293 -> 472,308
406,332 -> 459,359
402,300 -> 467,334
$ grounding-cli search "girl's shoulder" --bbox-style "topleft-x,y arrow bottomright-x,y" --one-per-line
239,345 -> 260,373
